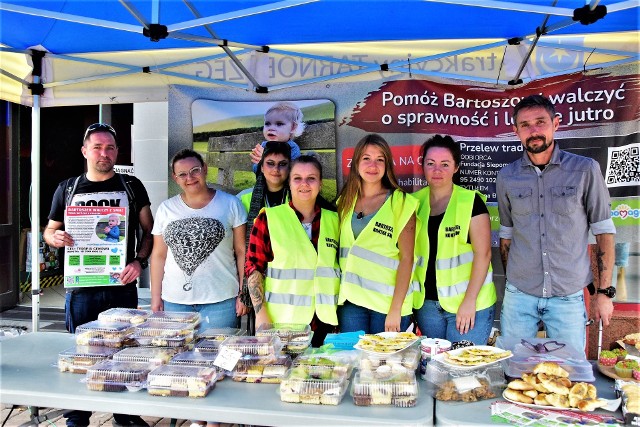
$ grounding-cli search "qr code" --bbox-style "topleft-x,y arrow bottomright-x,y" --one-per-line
605,143 -> 640,188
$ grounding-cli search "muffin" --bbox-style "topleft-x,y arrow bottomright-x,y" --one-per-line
612,348 -> 628,362
614,359 -> 639,378
598,350 -> 617,366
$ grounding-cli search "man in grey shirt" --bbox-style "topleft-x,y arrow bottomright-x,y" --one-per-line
497,95 -> 615,353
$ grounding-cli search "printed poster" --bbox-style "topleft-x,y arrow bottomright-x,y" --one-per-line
64,206 -> 127,288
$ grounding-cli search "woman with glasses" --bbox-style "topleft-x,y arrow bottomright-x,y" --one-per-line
412,135 -> 496,345
150,149 -> 249,333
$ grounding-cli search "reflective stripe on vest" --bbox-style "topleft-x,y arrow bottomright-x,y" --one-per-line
347,245 -> 400,270
267,267 -> 315,280
265,291 -> 312,306
437,271 -> 494,299
436,250 -> 474,271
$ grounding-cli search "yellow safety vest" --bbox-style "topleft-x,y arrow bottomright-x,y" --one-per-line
338,190 -> 419,316
413,185 -> 496,313
264,204 -> 340,325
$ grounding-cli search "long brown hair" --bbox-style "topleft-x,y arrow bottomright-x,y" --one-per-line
337,134 -> 403,222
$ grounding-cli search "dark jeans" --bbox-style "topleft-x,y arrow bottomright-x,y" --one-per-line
64,284 -> 138,427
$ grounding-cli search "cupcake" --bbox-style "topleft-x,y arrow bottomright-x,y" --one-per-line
598,350 -> 617,366
633,368 -> 640,381
614,359 -> 639,378
612,348 -> 628,362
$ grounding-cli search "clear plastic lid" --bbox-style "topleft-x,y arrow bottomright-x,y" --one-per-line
194,339 -> 221,352
358,346 -> 421,371
495,336 -> 594,381
230,354 -> 292,383
286,364 -> 351,383
351,371 -> 419,407
294,351 -> 358,369
147,365 -> 217,398
256,323 -> 312,343
169,350 -> 219,367
85,360 -> 151,392
58,345 -> 119,373
220,335 -> 283,356
75,320 -> 134,347
98,308 -> 150,325
147,311 -> 200,326
280,376 -> 350,405
112,347 -> 177,366
130,320 -> 195,347
197,327 -> 245,342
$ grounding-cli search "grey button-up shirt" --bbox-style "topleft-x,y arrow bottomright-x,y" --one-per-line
496,143 -> 615,297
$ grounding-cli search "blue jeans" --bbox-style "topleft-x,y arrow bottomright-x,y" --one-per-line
616,242 -> 630,267
337,301 -> 411,334
500,281 -> 587,353
163,298 -> 238,333
414,300 -> 495,345
64,285 -> 138,426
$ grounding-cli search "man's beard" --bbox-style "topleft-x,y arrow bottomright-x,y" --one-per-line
525,136 -> 552,154
95,160 -> 114,173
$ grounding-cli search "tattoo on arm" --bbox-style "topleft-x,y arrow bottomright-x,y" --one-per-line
596,247 -> 606,279
499,241 -> 510,270
247,271 -> 265,315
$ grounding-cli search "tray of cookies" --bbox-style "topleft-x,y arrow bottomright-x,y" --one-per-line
230,354 -> 292,383
112,347 -> 177,367
351,370 -> 419,407
358,346 -> 420,371
147,311 -> 200,327
147,365 -> 217,398
58,345 -> 119,374
424,358 -> 505,402
85,360 -> 151,392
98,308 -> 150,325
280,368 -> 349,405
130,320 -> 195,347
75,320 -> 134,348
219,335 -> 283,356
256,323 -> 313,355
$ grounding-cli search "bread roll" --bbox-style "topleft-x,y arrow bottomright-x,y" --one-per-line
546,393 -> 570,408
557,377 -> 572,388
508,379 -> 535,391
533,362 -> 569,378
586,384 -> 597,399
523,389 -> 538,399
533,382 -> 551,393
576,398 -> 607,412
534,393 -> 549,406
540,378 -> 570,395
504,388 -> 534,404
569,382 -> 588,399
522,372 -> 538,385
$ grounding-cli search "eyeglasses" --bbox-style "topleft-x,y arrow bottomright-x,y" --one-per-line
175,166 -> 204,180
521,339 -> 566,353
264,160 -> 289,170
84,123 -> 116,141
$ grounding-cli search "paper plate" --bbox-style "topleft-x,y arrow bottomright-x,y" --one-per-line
502,390 -> 621,412
433,345 -> 512,370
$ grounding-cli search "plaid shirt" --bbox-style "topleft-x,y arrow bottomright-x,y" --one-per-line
245,201 -> 322,277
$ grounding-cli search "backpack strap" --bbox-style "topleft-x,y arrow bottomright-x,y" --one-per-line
117,173 -> 136,214
65,176 -> 81,207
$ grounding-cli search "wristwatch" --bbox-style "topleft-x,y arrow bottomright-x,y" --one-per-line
134,256 -> 149,269
596,286 -> 616,298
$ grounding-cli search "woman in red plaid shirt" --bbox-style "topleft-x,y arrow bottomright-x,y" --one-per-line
245,155 -> 340,347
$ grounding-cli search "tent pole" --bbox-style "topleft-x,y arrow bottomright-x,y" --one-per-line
30,77 -> 41,333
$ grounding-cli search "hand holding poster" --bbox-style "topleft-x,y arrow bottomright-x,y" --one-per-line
64,206 -> 128,288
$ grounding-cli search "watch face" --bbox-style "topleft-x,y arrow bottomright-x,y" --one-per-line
599,287 -> 616,298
